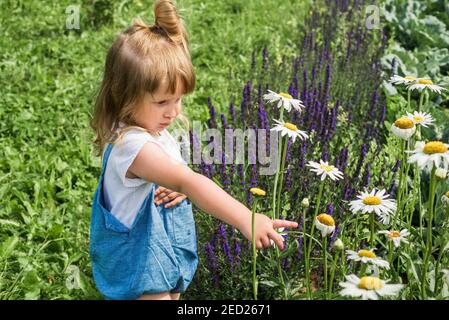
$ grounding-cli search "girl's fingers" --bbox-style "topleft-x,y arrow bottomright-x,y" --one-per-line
155,186 -> 167,196
165,199 -> 180,208
165,195 -> 188,208
261,236 -> 271,248
160,193 -> 177,203
162,192 -> 187,208
273,219 -> 299,229
256,241 -> 263,250
268,232 -> 285,250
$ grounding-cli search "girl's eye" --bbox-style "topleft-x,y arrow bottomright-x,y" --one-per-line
157,100 -> 167,105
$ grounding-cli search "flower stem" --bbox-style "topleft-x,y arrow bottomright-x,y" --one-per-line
305,181 -> 324,299
302,209 -> 311,299
421,166 -> 436,299
323,236 -> 328,299
433,243 -> 445,293
418,91 -> 424,113
370,212 -> 375,248
328,250 -> 340,299
271,108 -> 284,220
395,139 -> 406,228
407,89 -> 411,112
276,137 -> 289,219
388,241 -> 398,281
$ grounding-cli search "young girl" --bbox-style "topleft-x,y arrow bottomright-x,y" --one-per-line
89,0 -> 298,300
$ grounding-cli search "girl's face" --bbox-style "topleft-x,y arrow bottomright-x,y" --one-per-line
133,82 -> 184,135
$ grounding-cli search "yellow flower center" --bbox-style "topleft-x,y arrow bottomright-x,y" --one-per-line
358,250 -> 376,258
284,122 -> 298,131
418,79 -> 433,85
404,76 -> 417,81
362,196 -> 381,206
394,117 -> 414,129
423,141 -> 448,154
413,115 -> 424,123
249,187 -> 266,196
389,231 -> 401,238
317,214 -> 335,226
279,92 -> 293,100
358,276 -> 383,290
446,191 -> 449,198
319,164 -> 335,172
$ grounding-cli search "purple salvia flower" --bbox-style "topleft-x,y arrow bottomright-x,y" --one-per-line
355,143 -> 368,178
326,203 -> 334,216
238,164 -> 246,187
204,242 -> 219,286
251,50 -> 256,70
363,163 -> 371,188
229,101 -> 236,125
220,114 -> 230,191
285,167 -> 292,191
328,225 -> 340,252
262,46 -> 268,70
302,70 -> 308,102
234,240 -> 241,270
299,142 -> 307,169
378,102 -> 386,125
392,159 -> 401,173
207,97 -> 217,129
338,147 -> 349,172
218,224 -> 233,266
369,90 -> 378,119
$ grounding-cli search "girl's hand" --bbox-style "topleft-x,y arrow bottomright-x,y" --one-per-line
154,186 -> 187,208
239,213 -> 298,250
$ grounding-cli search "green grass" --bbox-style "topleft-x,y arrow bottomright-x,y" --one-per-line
0,0 -> 308,299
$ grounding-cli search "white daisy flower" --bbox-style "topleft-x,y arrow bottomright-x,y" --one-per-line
349,188 -> 397,225
315,213 -> 336,237
270,119 -> 308,143
339,274 -> 404,300
389,75 -> 418,85
346,249 -> 390,269
407,78 -> 447,94
407,141 -> 449,172
378,229 -> 410,248
442,191 -> 449,207
391,117 -> 416,140
306,160 -> 344,181
263,90 -> 305,113
406,111 -> 434,128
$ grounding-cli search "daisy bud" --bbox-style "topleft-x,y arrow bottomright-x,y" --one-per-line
333,238 -> 344,251
301,198 -> 310,208
435,168 -> 448,180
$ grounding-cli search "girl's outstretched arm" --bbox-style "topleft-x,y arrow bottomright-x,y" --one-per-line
128,142 -> 298,249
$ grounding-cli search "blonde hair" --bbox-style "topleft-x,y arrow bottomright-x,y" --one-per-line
90,0 -> 195,156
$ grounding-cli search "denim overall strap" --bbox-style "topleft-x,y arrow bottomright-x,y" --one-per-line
101,144 -> 113,177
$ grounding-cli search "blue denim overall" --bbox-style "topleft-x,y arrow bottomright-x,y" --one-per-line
90,143 -> 198,300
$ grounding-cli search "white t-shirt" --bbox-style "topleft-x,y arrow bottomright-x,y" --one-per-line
102,127 -> 187,228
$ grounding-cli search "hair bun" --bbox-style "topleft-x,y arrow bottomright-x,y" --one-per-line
154,0 -> 184,43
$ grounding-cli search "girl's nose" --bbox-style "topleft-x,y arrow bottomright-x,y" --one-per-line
165,103 -> 180,118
